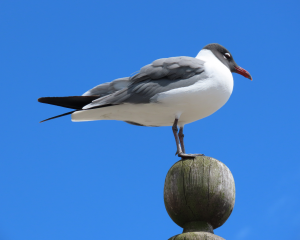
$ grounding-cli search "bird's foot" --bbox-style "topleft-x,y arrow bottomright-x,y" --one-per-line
177,152 -> 205,159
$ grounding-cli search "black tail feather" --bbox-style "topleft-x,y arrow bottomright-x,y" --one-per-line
40,110 -> 76,123
38,95 -> 114,123
38,96 -> 99,109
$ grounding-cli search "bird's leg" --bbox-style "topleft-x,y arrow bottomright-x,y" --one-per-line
178,127 -> 185,153
172,119 -> 183,155
172,119 -> 204,159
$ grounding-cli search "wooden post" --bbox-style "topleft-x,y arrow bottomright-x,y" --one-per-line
164,156 -> 235,240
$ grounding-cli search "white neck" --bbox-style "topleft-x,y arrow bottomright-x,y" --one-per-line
195,48 -> 234,94
196,49 -> 216,61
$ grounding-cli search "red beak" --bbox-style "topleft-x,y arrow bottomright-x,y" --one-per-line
234,66 -> 252,80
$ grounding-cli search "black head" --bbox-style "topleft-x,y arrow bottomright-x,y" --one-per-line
203,43 -> 252,80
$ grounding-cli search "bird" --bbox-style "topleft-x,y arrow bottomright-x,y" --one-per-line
38,43 -> 252,158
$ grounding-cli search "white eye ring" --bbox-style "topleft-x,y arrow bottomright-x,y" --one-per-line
224,53 -> 231,58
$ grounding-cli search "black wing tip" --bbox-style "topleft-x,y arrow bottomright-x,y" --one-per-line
37,96 -> 100,109
38,97 -> 62,103
39,110 -> 75,123
38,96 -> 70,103
38,97 -> 47,103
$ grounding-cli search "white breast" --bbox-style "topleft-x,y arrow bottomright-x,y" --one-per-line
195,49 -> 234,97
152,49 -> 234,126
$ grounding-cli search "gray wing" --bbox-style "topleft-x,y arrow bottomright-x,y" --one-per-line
131,56 -> 205,82
83,57 -> 205,109
82,77 -> 131,97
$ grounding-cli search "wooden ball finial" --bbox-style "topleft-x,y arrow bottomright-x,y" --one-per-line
164,156 -> 235,240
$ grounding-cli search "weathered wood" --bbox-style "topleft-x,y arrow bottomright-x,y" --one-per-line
164,156 -> 235,239
183,221 -> 213,233
168,232 -> 225,240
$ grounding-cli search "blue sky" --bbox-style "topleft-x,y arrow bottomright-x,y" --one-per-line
1,0 -> 300,239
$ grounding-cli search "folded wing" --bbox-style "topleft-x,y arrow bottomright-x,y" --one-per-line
82,57 -> 205,109
82,77 -> 131,97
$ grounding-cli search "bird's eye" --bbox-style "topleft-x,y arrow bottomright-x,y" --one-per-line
223,53 -> 231,59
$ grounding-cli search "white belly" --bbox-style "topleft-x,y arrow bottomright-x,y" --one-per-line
72,78 -> 233,127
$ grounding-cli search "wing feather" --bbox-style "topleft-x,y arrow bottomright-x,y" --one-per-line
82,57 -> 205,110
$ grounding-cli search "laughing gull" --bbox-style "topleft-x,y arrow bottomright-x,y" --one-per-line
38,43 -> 252,158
